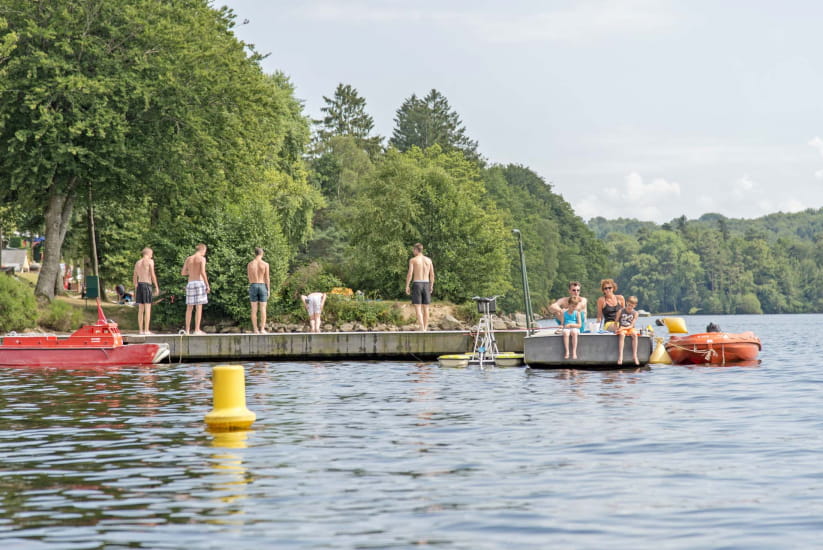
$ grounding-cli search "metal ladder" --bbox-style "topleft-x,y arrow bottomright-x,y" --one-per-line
471,296 -> 500,366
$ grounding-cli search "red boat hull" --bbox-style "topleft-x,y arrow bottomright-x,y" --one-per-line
665,331 -> 761,365
0,344 -> 169,367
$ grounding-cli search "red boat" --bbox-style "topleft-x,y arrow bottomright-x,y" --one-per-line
0,301 -> 169,367
665,331 -> 761,365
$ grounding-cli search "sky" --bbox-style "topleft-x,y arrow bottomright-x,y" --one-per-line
218,0 -> 823,223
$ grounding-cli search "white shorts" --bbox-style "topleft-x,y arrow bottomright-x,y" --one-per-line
305,294 -> 323,315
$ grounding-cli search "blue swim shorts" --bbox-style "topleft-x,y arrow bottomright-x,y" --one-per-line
249,282 -> 268,303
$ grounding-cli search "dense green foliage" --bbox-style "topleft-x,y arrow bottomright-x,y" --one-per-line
1,0 -> 319,327
337,146 -> 511,302
594,211 -> 823,314
0,275 -> 37,332
0,0 -> 318,307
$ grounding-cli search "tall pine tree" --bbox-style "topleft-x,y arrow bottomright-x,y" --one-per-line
314,83 -> 381,156
390,89 -> 479,160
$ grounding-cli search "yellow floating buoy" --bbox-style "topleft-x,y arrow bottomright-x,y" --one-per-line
649,337 -> 672,364
205,364 -> 256,431
663,317 -> 688,334
494,352 -> 525,367
438,354 -> 471,368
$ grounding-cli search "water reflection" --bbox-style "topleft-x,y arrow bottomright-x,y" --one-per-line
208,430 -> 252,511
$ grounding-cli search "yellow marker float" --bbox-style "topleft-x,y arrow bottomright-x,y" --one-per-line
205,364 -> 256,431
663,317 -> 688,334
649,337 -> 672,364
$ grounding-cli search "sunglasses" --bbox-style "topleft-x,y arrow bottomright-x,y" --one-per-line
603,286 -> 613,290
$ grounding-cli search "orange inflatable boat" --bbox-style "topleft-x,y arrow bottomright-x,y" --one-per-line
665,331 -> 761,365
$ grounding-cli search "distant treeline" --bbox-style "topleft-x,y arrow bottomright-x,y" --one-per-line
589,210 -> 823,314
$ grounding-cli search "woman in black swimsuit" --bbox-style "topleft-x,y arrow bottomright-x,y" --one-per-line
596,278 -> 625,331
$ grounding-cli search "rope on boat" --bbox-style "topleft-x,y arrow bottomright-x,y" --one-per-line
666,342 -> 727,364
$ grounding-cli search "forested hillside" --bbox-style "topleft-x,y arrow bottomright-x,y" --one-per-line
590,210 -> 823,314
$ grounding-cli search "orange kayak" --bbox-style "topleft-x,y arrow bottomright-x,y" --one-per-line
665,331 -> 761,365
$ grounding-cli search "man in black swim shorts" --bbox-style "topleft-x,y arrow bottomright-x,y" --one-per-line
404,243 -> 435,331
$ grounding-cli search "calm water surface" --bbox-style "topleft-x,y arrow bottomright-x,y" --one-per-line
1,314 -> 822,549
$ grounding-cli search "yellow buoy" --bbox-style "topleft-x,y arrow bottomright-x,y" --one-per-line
205,364 -> 256,431
663,317 -> 688,334
649,337 -> 672,364
438,354 -> 471,368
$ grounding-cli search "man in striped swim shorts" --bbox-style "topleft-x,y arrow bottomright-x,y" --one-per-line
181,243 -> 209,335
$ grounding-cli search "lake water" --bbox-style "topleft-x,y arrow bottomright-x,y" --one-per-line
1,314 -> 822,549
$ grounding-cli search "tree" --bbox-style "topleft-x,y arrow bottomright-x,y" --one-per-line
0,0 -> 309,300
314,83 -> 382,156
338,146 -> 510,301
390,89 -> 479,160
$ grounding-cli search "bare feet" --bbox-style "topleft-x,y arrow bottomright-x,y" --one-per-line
617,359 -> 623,365
193,330 -> 206,335
572,354 -> 577,360
634,357 -> 640,365
564,353 -> 569,359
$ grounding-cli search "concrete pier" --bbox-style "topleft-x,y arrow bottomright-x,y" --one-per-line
125,330 -> 526,362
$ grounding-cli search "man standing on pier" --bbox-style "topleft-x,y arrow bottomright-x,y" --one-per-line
405,242 -> 435,331
181,243 -> 209,335
133,247 -> 159,335
247,247 -> 270,334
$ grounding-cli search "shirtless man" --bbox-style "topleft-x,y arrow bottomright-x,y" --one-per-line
132,247 -> 159,335
181,243 -> 209,335
404,243 -> 435,331
247,247 -> 270,334
547,281 -> 588,326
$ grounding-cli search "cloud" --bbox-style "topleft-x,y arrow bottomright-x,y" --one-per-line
815,169 -> 823,179
292,0 -> 675,43
624,172 -> 680,201
732,175 -> 756,198
809,136 -> 823,157
574,171 -> 680,223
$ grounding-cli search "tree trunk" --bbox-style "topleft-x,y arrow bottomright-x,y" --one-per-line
35,181 -> 76,301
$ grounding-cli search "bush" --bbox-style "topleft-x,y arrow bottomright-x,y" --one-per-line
276,262 -> 343,314
321,295 -> 404,327
0,275 -> 38,332
38,300 -> 84,332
